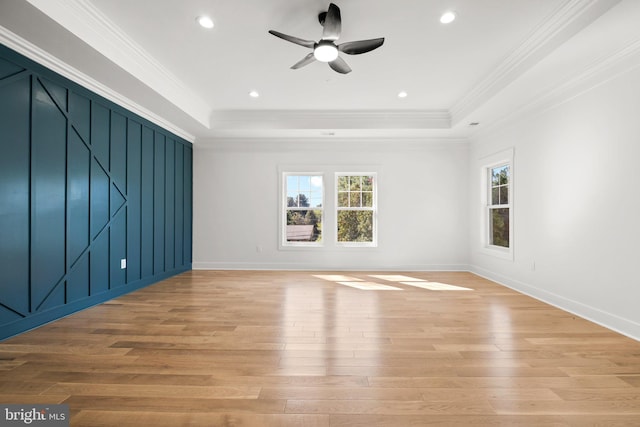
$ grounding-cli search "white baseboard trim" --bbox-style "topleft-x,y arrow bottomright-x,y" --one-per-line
192,261 -> 470,272
470,265 -> 640,342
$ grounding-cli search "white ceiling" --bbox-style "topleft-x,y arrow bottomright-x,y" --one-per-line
0,0 -> 631,142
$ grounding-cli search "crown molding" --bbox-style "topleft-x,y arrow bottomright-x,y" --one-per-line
472,36 -> 640,140
24,0 -> 212,129
210,110 -> 451,130
0,25 -> 195,142
194,136 -> 469,153
450,0 -> 621,125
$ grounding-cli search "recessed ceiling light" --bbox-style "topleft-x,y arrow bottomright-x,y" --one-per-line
249,90 -> 260,98
398,91 -> 408,98
440,11 -> 456,24
196,15 -> 214,29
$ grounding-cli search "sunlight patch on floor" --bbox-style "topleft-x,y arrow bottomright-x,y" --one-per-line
313,274 -> 364,282
399,281 -> 472,291
314,274 -> 473,291
336,281 -> 403,291
369,274 -> 424,282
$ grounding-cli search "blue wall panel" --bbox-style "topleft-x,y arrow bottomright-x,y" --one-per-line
110,111 -> 127,195
174,144 -> 184,267
68,129 -> 90,266
184,147 -> 193,263
126,120 -> 142,283
91,102 -> 110,171
31,78 -> 67,312
153,133 -> 165,275
165,139 -> 175,271
69,92 -> 90,144
90,230 -> 109,295
110,208 -> 127,288
140,126 -> 154,279
0,56 -> 24,78
91,158 -> 110,239
67,253 -> 89,302
0,74 -> 30,319
0,44 -> 193,341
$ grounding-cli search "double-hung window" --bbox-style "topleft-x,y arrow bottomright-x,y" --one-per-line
488,164 -> 510,248
482,148 -> 513,259
336,174 -> 377,246
283,174 -> 323,245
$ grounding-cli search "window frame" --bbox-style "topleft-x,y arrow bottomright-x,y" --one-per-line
335,172 -> 378,248
281,172 -> 325,248
480,149 -> 514,260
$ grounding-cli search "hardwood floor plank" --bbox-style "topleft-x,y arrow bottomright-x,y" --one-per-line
71,411 -> 330,427
0,270 -> 638,426
420,388 -> 562,402
331,414 -> 640,426
64,395 -> 287,414
490,399 -> 640,415
0,394 -> 70,404
47,383 -> 262,399
551,387 -> 640,401
284,399 -> 496,415
259,386 -> 423,400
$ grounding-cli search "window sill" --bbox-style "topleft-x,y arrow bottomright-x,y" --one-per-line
480,245 -> 513,261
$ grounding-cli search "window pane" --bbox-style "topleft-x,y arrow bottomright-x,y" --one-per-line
501,166 -> 510,185
492,165 -> 509,185
295,193 -> 311,207
350,176 -> 361,191
492,188 -> 499,205
362,176 -> 373,191
286,176 -> 298,199
491,168 -> 501,186
337,192 -> 349,207
490,208 -> 509,248
337,211 -> 373,243
349,192 -> 361,207
500,186 -> 509,205
310,196 -> 323,208
298,175 -> 310,191
286,209 -> 322,242
310,176 -> 323,189
362,192 -> 373,207
337,176 -> 349,191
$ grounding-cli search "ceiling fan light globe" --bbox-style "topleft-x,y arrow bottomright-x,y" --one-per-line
314,44 -> 339,62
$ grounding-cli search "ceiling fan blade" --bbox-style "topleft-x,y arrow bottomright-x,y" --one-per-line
338,38 -> 385,55
322,3 -> 342,41
268,30 -> 315,48
329,56 -> 351,74
291,52 -> 316,69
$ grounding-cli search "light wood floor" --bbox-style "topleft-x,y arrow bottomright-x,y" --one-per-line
1,270 -> 640,426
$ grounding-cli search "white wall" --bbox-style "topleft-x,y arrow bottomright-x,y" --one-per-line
193,139 -> 469,271
469,65 -> 640,340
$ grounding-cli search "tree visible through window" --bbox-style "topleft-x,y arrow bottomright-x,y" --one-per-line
488,165 -> 510,248
285,175 -> 323,244
337,174 -> 376,245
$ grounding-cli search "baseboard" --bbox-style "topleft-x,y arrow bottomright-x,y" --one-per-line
192,261 -> 470,272
470,265 -> 640,342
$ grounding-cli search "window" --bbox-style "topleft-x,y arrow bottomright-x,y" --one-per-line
283,174 -> 323,245
336,174 -> 377,246
481,148 -> 513,259
488,164 -> 510,248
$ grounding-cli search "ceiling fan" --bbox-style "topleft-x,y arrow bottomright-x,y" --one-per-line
268,3 -> 384,74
